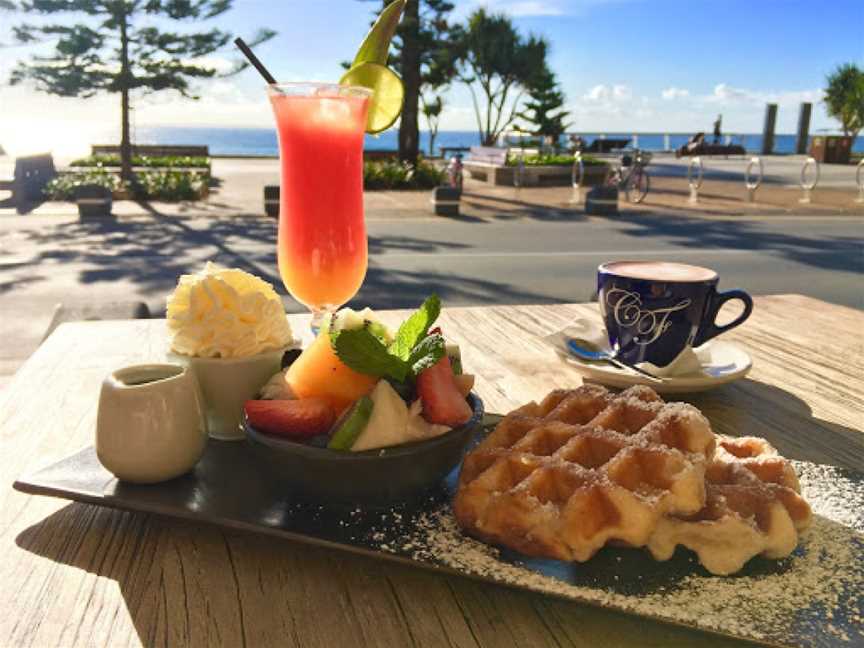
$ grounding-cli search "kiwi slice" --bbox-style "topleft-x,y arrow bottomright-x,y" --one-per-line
328,396 -> 374,451
446,342 -> 463,375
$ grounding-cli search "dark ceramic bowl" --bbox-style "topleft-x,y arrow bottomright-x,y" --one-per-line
244,393 -> 484,504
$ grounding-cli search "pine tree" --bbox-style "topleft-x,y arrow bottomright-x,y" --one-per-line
8,0 -> 273,182
517,66 -> 570,148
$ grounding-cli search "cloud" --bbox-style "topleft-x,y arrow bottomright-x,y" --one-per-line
612,85 -> 632,101
711,83 -> 751,102
708,83 -> 823,106
568,84 -> 642,123
583,85 -> 608,101
661,87 -> 690,100
560,79 -> 836,132
583,84 -> 632,102
183,56 -> 237,75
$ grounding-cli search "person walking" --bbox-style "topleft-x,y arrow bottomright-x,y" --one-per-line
713,115 -> 723,144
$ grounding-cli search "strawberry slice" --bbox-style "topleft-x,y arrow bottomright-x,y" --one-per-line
244,398 -> 336,439
416,356 -> 473,426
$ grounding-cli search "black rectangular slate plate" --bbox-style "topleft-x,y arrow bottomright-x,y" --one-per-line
14,416 -> 864,648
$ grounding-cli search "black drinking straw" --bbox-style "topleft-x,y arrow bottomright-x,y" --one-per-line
234,37 -> 277,85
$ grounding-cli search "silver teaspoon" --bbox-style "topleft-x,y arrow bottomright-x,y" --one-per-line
566,338 -> 662,381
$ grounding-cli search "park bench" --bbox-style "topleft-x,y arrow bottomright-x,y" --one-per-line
89,145 -> 212,177
675,143 -> 746,158
463,146 -> 511,184
466,146 -> 509,165
0,153 -> 57,207
439,146 -> 470,160
584,138 -> 630,153
91,144 -> 209,158
364,149 -> 399,161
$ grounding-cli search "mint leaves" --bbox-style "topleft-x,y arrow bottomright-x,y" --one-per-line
330,327 -> 410,382
329,294 -> 443,381
389,294 -> 441,360
408,332 -> 445,375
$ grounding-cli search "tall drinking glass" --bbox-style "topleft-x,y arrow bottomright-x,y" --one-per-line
267,83 -> 372,331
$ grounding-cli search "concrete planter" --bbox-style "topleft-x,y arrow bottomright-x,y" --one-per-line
264,185 -> 279,218
466,162 -> 609,187
585,185 -> 619,215
431,186 -> 461,216
75,184 -> 113,220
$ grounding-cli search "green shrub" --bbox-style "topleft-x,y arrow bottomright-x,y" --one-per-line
134,170 -> 208,200
44,170 -> 125,200
411,159 -> 447,188
45,169 -> 207,201
69,154 -> 210,169
363,158 -> 445,190
506,153 -> 605,167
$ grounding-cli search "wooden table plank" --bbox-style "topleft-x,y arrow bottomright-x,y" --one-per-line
1,296 -> 861,648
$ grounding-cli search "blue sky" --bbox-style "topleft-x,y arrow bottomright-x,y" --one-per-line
1,0 -> 862,156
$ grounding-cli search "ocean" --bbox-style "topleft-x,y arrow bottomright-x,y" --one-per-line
131,126 -> 863,158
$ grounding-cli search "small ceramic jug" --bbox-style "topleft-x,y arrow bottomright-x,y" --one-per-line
96,364 -> 207,483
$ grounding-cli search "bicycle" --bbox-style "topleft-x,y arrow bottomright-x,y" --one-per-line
606,149 -> 651,203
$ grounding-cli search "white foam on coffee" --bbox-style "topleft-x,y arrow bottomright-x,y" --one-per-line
603,261 -> 717,282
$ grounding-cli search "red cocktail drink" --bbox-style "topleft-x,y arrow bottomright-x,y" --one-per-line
268,83 -> 371,327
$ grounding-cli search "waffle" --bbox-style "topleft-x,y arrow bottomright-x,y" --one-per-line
454,385 -> 716,562
647,435 -> 813,575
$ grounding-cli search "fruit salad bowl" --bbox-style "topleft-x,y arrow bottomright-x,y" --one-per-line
244,393 -> 484,504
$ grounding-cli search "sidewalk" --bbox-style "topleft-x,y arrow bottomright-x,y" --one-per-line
3,156 -> 863,220
620,176 -> 864,217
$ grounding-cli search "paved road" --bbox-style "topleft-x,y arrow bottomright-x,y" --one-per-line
357,212 -> 864,310
1,210 -> 861,388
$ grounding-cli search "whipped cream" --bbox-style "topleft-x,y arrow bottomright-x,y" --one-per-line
167,262 -> 293,358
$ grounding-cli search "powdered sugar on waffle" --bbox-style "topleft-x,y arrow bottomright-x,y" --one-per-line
454,386 -> 721,566
370,460 -> 863,646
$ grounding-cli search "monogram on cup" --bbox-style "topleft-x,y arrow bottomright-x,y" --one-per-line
604,286 -> 691,346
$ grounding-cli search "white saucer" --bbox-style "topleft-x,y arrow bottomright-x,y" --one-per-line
544,321 -> 752,394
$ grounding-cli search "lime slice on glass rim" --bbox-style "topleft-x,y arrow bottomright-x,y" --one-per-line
340,62 -> 404,134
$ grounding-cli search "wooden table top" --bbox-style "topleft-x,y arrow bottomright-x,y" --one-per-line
1,295 -> 862,648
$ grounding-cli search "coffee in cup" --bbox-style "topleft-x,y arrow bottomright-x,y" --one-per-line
597,261 -> 752,367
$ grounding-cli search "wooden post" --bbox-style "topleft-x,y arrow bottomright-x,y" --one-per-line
761,104 -> 778,155
795,103 -> 812,155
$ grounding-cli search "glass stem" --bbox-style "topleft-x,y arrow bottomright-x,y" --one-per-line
309,307 -> 334,336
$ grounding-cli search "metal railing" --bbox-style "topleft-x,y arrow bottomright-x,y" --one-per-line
687,157 -> 703,204
744,156 -> 763,203
798,157 -> 819,204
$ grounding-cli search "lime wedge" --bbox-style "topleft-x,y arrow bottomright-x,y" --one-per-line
353,0 -> 406,67
340,62 -> 404,134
